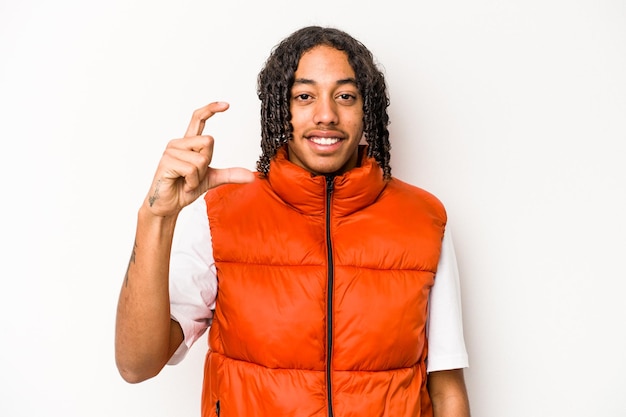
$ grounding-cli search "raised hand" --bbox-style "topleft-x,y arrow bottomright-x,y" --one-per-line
143,102 -> 255,217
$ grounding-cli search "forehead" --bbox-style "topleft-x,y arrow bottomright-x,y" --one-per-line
294,45 -> 355,81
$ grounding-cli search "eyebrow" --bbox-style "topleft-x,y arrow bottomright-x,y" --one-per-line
293,77 -> 358,87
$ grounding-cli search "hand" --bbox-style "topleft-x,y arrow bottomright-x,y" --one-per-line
143,102 -> 255,217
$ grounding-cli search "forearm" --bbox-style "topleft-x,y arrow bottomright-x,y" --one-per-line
432,396 -> 471,417
428,369 -> 471,417
115,205 -> 181,383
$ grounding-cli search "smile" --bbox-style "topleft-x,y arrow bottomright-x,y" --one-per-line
309,137 -> 341,145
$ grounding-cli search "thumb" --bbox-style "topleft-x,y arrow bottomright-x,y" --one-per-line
206,167 -> 256,189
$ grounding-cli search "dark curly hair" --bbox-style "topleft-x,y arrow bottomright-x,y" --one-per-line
256,26 -> 391,179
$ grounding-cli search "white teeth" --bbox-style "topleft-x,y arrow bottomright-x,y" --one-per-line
310,137 -> 340,145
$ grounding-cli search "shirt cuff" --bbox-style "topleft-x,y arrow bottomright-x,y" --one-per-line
167,312 -> 211,365
426,353 -> 469,373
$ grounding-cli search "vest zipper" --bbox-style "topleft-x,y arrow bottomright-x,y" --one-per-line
325,176 -> 335,417
215,400 -> 220,416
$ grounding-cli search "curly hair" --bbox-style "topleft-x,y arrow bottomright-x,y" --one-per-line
256,26 -> 391,179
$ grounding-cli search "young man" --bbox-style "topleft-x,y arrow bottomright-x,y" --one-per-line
116,26 -> 470,417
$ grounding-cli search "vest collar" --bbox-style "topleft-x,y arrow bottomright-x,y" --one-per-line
266,145 -> 388,216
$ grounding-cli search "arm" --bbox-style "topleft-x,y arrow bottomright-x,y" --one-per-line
428,369 -> 471,417
115,102 -> 254,383
115,209 -> 184,383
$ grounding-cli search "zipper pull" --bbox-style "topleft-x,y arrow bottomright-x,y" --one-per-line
216,400 -> 220,416
326,175 -> 335,193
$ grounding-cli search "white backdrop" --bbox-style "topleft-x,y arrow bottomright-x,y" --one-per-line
1,0 -> 625,416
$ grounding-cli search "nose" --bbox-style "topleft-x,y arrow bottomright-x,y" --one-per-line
312,96 -> 339,125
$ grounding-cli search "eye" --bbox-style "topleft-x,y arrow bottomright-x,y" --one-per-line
336,93 -> 358,104
294,93 -> 312,101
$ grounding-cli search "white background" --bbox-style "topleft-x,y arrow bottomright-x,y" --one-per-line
1,0 -> 625,416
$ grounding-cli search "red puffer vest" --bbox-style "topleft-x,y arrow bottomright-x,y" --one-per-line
202,146 -> 446,417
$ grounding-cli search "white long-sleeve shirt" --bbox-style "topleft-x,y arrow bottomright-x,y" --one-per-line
167,196 -> 469,373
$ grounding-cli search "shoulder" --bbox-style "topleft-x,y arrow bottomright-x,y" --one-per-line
384,177 -> 447,217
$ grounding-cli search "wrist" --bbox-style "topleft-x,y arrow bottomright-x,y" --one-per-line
137,204 -> 179,232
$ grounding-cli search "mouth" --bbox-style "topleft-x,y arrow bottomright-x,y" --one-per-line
309,137 -> 342,146
306,129 -> 344,147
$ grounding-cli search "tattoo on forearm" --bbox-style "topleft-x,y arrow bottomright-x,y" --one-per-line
149,179 -> 162,207
123,240 -> 138,287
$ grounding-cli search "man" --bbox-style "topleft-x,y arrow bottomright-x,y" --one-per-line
116,26 -> 471,417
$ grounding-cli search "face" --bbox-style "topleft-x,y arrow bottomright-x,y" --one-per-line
287,45 -> 364,176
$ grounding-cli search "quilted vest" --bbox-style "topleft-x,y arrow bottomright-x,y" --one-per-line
202,145 -> 447,417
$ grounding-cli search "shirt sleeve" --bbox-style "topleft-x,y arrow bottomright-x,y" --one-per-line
167,195 -> 217,365
426,228 -> 470,373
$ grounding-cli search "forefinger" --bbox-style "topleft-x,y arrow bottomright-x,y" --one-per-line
184,101 -> 230,138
